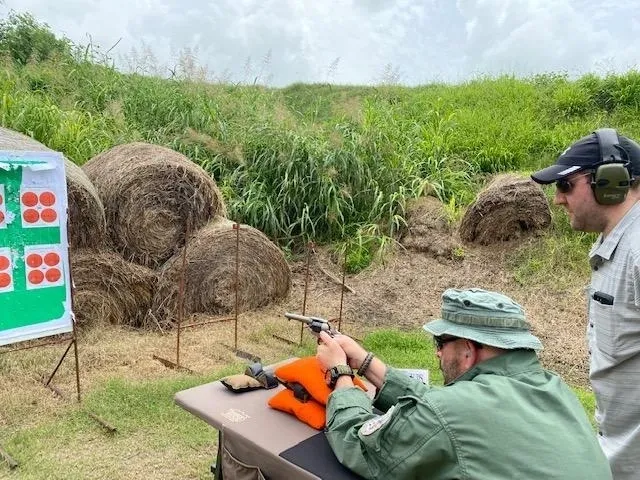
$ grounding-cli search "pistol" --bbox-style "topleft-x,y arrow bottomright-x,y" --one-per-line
284,312 -> 339,337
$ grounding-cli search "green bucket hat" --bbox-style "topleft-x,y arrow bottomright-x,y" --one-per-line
423,288 -> 543,351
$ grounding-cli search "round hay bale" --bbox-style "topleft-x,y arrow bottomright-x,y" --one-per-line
82,142 -> 226,269
70,249 -> 158,329
151,218 -> 291,327
0,127 -> 107,249
400,196 -> 462,259
459,174 -> 551,244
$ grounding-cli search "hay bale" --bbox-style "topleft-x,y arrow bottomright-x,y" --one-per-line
400,196 -> 462,258
70,249 -> 158,329
0,127 -> 107,249
151,218 -> 291,327
459,174 -> 551,244
82,142 -> 226,269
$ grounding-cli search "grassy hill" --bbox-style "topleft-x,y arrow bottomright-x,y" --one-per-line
2,12 -> 639,276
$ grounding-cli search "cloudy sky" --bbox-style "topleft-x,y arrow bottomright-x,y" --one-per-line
3,0 -> 639,87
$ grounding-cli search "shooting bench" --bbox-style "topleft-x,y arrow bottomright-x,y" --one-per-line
175,358 -> 371,479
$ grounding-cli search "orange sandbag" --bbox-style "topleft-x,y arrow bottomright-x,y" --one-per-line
274,356 -> 367,405
268,388 -> 326,430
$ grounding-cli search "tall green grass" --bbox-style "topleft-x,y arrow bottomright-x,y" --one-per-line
2,12 -> 640,272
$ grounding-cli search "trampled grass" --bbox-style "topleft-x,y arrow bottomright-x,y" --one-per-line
2,368 -> 237,479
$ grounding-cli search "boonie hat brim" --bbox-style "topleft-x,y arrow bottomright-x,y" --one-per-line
423,319 -> 543,351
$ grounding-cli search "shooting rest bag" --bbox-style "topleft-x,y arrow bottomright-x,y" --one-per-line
245,362 -> 279,389
221,362 -> 279,393
273,356 -> 366,405
220,374 -> 264,393
268,388 -> 326,430
268,356 -> 367,429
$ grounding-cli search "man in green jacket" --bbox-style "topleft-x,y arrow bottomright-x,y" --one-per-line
316,288 -> 612,479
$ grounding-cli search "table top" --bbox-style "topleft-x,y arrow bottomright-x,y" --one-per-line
175,377 -> 320,454
174,359 -> 371,479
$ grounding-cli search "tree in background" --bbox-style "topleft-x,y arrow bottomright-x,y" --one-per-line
0,11 -> 72,65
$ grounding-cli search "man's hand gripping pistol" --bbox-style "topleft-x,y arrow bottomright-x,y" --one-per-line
284,312 -> 340,338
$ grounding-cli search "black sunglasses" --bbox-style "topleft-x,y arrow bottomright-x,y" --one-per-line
433,336 -> 460,351
555,172 -> 592,194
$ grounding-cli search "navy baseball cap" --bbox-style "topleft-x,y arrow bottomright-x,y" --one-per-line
531,131 -> 640,184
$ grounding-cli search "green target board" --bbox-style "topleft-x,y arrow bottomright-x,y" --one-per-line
0,151 -> 72,346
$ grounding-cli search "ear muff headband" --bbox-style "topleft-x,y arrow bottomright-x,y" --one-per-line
591,128 -> 632,205
595,128 -> 624,164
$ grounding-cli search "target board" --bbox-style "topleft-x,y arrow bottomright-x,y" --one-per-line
0,151 -> 72,346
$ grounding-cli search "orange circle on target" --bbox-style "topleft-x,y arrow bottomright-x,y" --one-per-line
23,209 -> 39,223
0,272 -> 10,288
27,253 -> 43,268
39,191 -> 56,206
28,269 -> 44,285
44,252 -> 60,266
41,208 -> 57,223
0,194 -> 3,205
21,191 -> 38,207
45,268 -> 61,283
0,255 -> 9,270
0,211 -> 4,224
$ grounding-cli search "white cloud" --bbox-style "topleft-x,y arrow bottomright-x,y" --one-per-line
456,0 -> 640,77
1,0 -> 639,86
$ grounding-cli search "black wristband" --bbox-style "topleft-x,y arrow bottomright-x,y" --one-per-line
357,352 -> 374,376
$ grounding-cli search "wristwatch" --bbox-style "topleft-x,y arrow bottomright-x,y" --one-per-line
325,364 -> 354,388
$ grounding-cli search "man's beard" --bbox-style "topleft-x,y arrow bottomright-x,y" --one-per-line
440,356 -> 465,384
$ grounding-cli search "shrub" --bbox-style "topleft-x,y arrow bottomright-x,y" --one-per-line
0,12 -> 72,66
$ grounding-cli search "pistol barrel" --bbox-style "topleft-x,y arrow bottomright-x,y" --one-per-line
284,312 -> 312,323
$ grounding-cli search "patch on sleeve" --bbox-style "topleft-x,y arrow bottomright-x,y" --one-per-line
359,405 -> 396,436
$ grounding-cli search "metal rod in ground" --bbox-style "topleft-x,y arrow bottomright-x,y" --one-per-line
152,355 -> 196,374
0,336 -> 69,354
181,317 -> 233,330
337,249 -> 347,332
0,445 -> 18,469
233,223 -> 240,351
44,339 -> 74,387
176,221 -> 190,368
67,241 -> 82,402
220,344 -> 261,363
272,334 -> 298,346
300,241 -> 313,344
39,375 -> 65,398
87,412 -> 117,433
72,334 -> 81,402
236,349 -> 261,363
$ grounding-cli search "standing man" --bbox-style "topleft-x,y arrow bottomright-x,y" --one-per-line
531,128 -> 640,479
317,288 -> 612,479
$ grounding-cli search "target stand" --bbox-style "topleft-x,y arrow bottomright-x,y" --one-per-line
153,223 -> 261,372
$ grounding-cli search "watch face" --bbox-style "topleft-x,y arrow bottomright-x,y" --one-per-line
324,369 -> 332,385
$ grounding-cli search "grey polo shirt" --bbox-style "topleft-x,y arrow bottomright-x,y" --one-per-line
587,200 -> 640,480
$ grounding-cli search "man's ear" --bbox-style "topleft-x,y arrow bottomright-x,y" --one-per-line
463,340 -> 480,363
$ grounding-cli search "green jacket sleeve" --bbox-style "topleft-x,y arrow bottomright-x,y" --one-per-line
325,368 -> 458,480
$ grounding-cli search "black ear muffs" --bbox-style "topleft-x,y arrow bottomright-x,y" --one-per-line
592,128 -> 633,205
592,163 -> 632,205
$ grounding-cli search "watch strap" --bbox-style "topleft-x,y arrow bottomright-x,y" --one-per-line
329,364 -> 354,388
